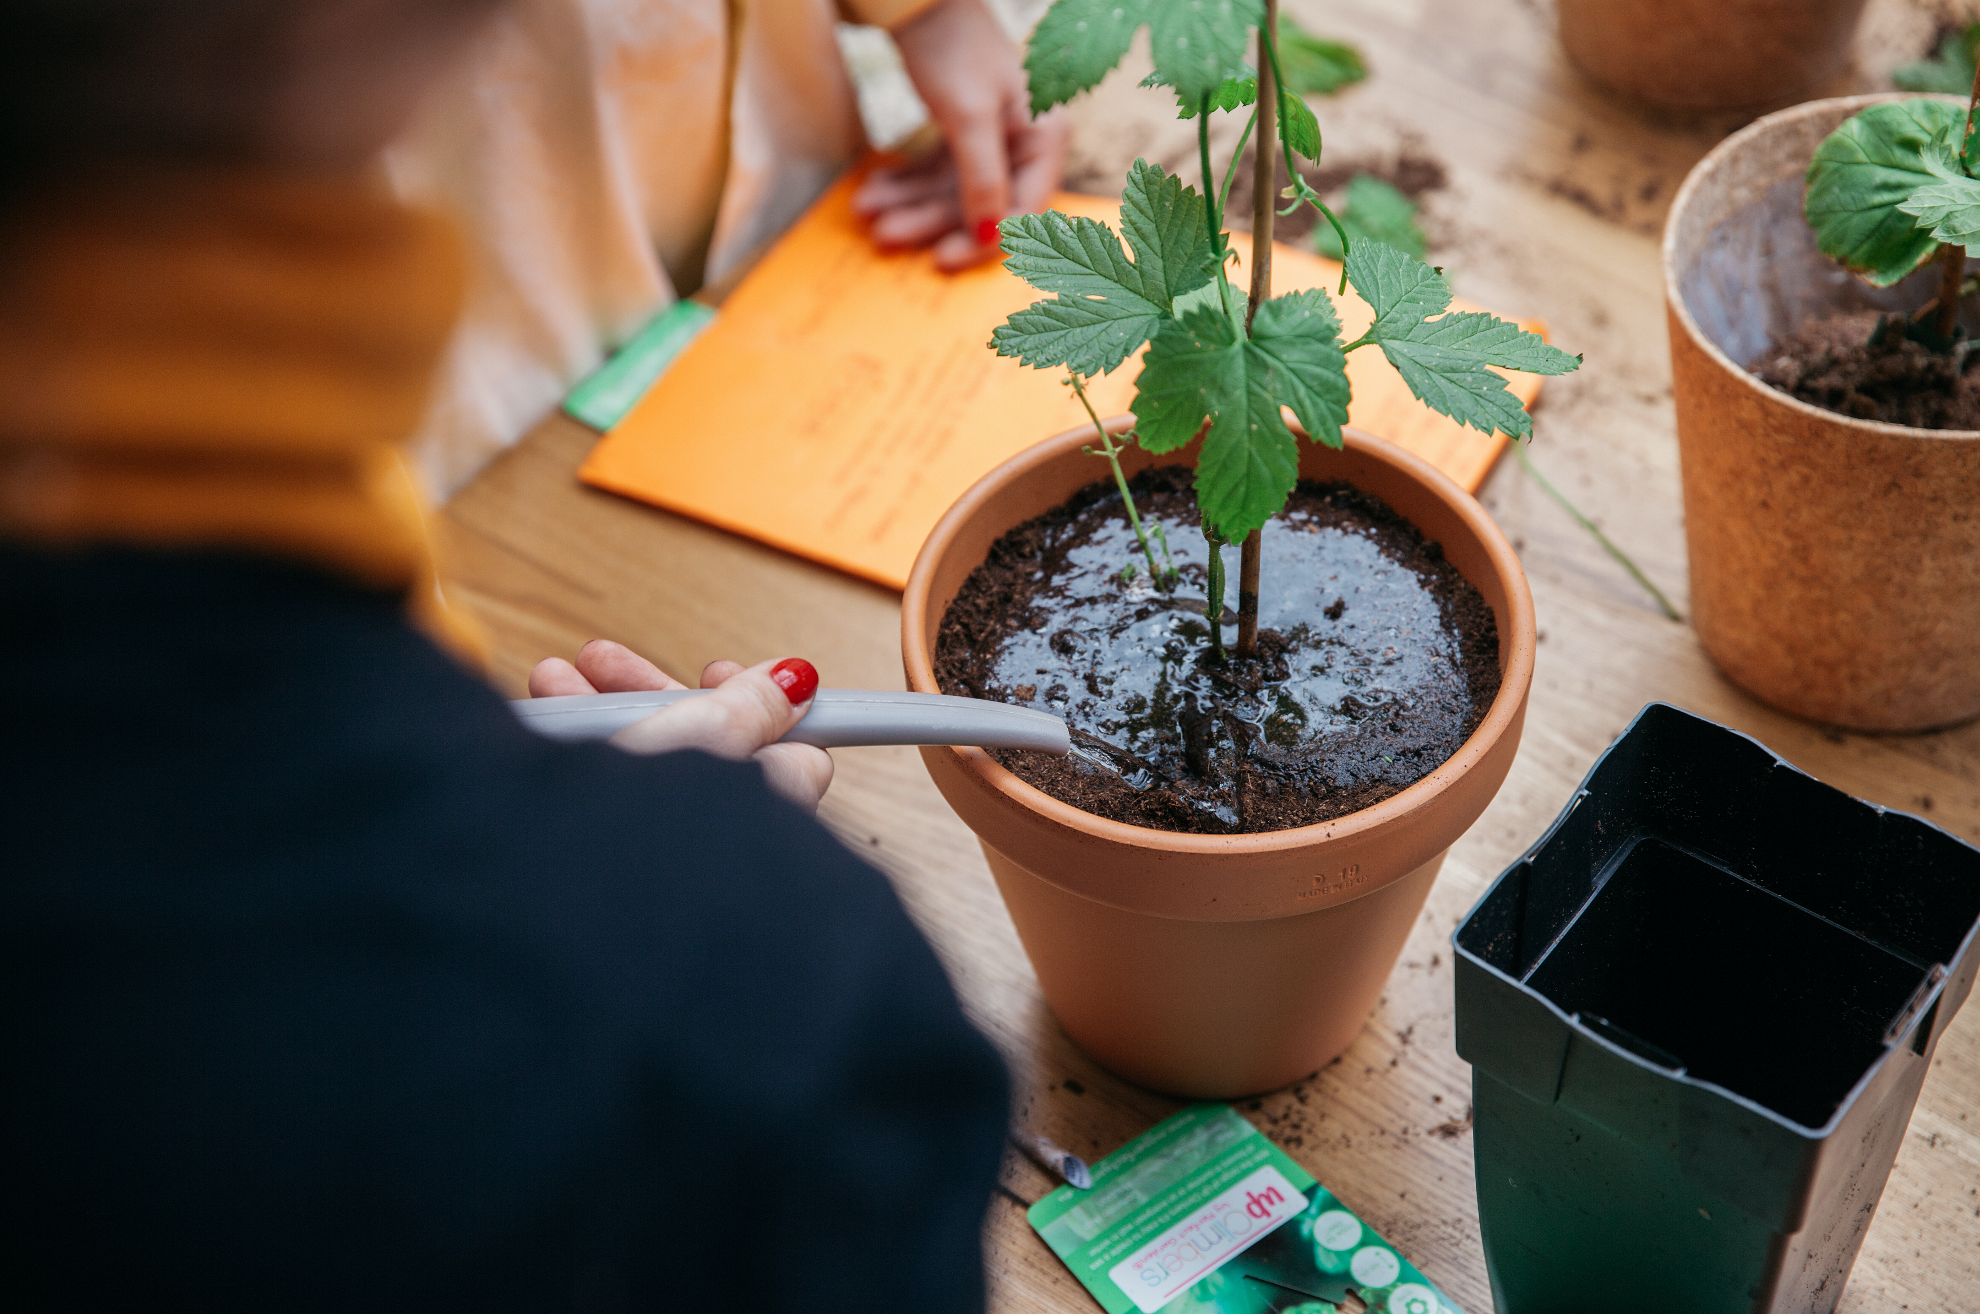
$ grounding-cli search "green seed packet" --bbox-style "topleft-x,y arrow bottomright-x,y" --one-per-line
563,299 -> 716,431
1027,1105 -> 1465,1314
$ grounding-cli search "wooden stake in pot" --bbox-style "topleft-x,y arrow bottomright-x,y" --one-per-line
1236,0 -> 1279,659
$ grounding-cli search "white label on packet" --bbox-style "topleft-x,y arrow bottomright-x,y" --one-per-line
1107,1164 -> 1308,1313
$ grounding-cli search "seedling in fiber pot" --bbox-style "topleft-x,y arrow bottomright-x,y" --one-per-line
990,0 -> 1580,657
1806,63 -> 1980,353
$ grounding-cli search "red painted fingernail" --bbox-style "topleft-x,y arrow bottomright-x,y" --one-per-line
975,217 -> 1001,247
769,657 -> 818,705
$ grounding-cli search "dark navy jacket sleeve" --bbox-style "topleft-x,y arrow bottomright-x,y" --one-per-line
1,545 -> 1009,1313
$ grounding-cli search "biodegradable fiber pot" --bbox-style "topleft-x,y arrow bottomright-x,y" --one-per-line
901,421 -> 1535,1098
1455,703 -> 1980,1314
1559,0 -> 1867,111
1667,93 -> 1980,731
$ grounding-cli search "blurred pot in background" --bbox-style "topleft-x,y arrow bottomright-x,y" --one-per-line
1559,0 -> 1869,111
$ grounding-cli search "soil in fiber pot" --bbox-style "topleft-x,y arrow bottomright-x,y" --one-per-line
1753,310 -> 1980,429
934,466 -> 1502,835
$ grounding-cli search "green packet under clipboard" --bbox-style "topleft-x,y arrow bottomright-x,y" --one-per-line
1029,1105 -> 1465,1314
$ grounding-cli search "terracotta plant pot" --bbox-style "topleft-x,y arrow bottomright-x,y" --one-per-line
901,421 -> 1536,1098
1559,0 -> 1867,111
1665,93 -> 1980,731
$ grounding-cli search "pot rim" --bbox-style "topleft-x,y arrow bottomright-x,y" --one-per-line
900,420 -> 1537,857
1662,90 -> 1980,443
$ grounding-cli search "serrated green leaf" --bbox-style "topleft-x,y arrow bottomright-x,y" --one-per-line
1146,0 -> 1264,104
1277,25 -> 1366,96
1118,158 -> 1218,302
1898,173 -> 1980,247
991,298 -> 1158,376
1375,339 -> 1538,438
1131,292 -> 1351,537
998,212 -> 1171,303
1169,277 -> 1241,330
1131,307 -> 1239,453
1806,98 -> 1966,287
991,213 -> 1166,375
1249,289 -> 1350,448
1144,66 -> 1257,117
1278,91 -> 1322,160
1405,311 -> 1580,374
1194,367 -> 1300,541
1024,0 -> 1150,115
1345,241 -> 1578,439
1346,237 -> 1452,335
1312,174 -> 1424,261
1134,308 -> 1297,539
1892,25 -> 1980,95
990,162 -> 1214,375
1898,125 -> 1980,247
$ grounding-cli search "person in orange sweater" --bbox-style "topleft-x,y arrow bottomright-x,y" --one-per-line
0,2 -> 1007,1308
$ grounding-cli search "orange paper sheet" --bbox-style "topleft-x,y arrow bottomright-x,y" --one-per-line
582,175 -> 1547,591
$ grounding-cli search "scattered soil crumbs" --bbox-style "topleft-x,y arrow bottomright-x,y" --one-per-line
1221,149 -> 1448,244
934,467 -> 1501,834
1752,310 -> 1980,430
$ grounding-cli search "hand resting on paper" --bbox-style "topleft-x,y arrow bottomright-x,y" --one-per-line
528,640 -> 834,810
852,0 -> 1068,271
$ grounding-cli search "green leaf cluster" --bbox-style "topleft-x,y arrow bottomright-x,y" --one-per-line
1806,98 -> 1977,287
1893,25 -> 1980,95
993,169 -> 1577,540
990,160 -> 1215,376
1141,70 -> 1321,163
1133,292 -> 1349,539
1000,0 -> 1582,550
1138,64 -> 1315,161
1311,175 -> 1425,262
1144,67 -> 1258,119
1026,0 -> 1264,115
1141,17 -> 1364,114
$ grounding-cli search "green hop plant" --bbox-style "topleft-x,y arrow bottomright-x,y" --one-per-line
1806,67 -> 1980,353
990,0 -> 1579,656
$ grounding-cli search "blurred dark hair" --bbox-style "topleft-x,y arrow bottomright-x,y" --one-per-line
0,0 -> 503,186
0,2 -> 295,180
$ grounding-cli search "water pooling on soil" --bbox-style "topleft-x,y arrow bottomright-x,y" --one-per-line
934,467 -> 1502,834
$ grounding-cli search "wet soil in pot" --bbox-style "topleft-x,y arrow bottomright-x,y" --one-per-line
1752,310 -> 1980,429
934,467 -> 1502,835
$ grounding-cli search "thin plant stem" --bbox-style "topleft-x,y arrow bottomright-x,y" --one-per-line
1198,98 -> 1223,249
1259,19 -> 1349,293
1965,46 -> 1980,162
1217,107 -> 1260,225
1236,0 -> 1280,657
1071,374 -> 1173,587
1202,523 -> 1229,657
1514,442 -> 1683,623
1192,85 -> 1244,652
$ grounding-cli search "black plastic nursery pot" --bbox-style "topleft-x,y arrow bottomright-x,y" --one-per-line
1453,703 -> 1980,1314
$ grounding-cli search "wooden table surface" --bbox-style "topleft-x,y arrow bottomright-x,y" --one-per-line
439,1 -> 1980,1308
